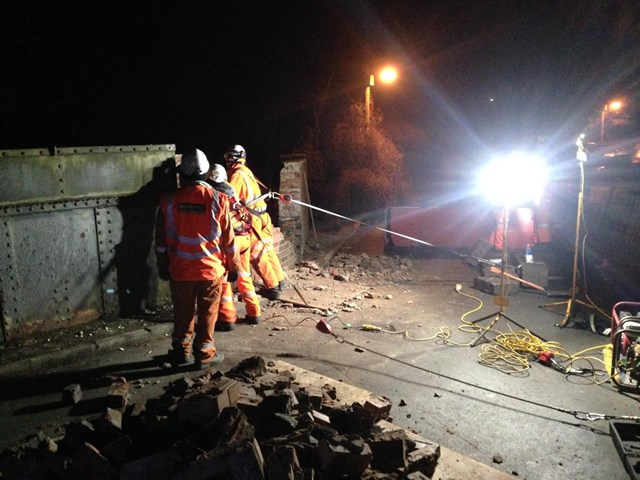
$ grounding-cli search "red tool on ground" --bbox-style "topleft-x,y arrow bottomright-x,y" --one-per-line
316,319 -> 333,335
537,351 -> 565,373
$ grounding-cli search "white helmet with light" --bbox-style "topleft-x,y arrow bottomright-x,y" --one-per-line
224,145 -> 246,166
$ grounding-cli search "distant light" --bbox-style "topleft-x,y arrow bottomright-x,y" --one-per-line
378,66 -> 398,84
477,152 -> 548,206
489,98 -> 495,102
608,100 -> 623,111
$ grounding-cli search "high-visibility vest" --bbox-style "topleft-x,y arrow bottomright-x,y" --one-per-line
158,181 -> 226,281
228,163 -> 268,214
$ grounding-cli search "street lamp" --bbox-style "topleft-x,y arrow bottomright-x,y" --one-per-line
600,100 -> 623,145
365,66 -> 398,130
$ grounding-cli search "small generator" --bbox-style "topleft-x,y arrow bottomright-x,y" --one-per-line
610,302 -> 640,393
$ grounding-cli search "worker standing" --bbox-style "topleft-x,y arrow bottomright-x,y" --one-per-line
224,145 -> 284,301
208,164 -> 262,327
155,148 -> 240,368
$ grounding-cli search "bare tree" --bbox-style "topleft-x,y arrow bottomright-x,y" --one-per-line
324,102 -> 407,217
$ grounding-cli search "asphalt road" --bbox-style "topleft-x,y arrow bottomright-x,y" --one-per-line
0,226 -> 634,480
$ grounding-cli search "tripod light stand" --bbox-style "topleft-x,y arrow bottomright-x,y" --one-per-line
539,134 -> 595,327
470,151 -> 549,347
470,205 -> 534,347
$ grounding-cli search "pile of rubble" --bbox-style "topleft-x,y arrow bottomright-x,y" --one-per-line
327,253 -> 413,284
1,356 -> 440,479
294,254 -> 413,286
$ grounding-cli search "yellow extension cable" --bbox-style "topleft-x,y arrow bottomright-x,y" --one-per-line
361,283 -> 612,380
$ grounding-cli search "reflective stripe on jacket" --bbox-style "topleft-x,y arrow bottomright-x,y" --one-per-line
156,181 -> 227,281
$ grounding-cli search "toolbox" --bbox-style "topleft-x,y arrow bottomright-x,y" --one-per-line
610,420 -> 640,479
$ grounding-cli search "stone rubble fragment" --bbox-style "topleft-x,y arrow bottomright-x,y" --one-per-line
0,356 -> 440,479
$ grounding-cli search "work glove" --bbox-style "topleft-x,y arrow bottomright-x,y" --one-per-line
227,271 -> 238,283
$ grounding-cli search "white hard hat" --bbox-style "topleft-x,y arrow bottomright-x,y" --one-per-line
179,148 -> 209,176
210,163 -> 227,183
223,144 -> 246,165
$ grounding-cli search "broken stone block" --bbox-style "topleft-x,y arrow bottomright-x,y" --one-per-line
317,437 -> 372,478
213,406 -> 256,451
406,443 -> 441,478
61,419 -> 96,453
328,403 -> 375,435
254,372 -> 293,393
226,355 -> 267,382
322,384 -> 338,401
178,392 -> 230,423
62,383 -> 83,405
368,434 -> 406,472
101,435 -> 133,466
266,445 -> 303,480
262,388 -> 297,414
225,438 -> 267,479
312,410 -> 331,427
264,413 -> 299,438
298,386 -> 323,412
202,377 -> 241,406
165,376 -> 195,396
93,408 -> 123,445
66,442 -> 118,480
107,378 -> 129,409
364,396 -> 392,422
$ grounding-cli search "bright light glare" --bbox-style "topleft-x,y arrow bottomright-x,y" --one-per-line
608,100 -> 623,111
378,66 -> 398,84
477,152 -> 548,206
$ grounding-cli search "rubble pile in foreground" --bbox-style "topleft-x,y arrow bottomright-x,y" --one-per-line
1,356 -> 440,479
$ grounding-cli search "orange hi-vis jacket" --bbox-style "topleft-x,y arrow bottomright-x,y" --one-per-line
228,163 -> 268,215
155,180 -> 237,281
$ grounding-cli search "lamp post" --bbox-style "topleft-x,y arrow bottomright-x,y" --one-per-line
365,66 -> 398,131
600,100 -> 623,145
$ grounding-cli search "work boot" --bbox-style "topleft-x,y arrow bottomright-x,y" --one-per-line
215,321 -> 235,332
245,316 -> 260,325
195,352 -> 225,369
167,349 -> 194,367
261,287 -> 280,300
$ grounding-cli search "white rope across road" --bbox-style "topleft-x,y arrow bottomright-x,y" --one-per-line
269,191 -> 443,251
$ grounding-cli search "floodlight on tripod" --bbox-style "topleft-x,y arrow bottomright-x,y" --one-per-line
539,133 -> 598,327
469,151 -> 548,347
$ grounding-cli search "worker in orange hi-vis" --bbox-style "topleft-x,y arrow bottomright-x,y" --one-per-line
155,148 -> 241,369
224,145 -> 285,301
208,163 -> 262,327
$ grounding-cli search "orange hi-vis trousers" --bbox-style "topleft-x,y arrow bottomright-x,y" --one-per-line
250,212 -> 284,289
219,233 -> 261,322
170,277 -> 222,361
218,278 -> 237,324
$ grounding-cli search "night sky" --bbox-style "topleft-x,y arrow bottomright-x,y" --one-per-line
2,1 -> 640,184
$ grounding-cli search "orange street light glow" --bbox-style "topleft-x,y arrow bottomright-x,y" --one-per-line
608,100 -> 623,111
378,66 -> 398,84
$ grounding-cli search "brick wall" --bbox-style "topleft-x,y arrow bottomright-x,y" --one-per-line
278,154 -> 309,258
273,227 -> 297,271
